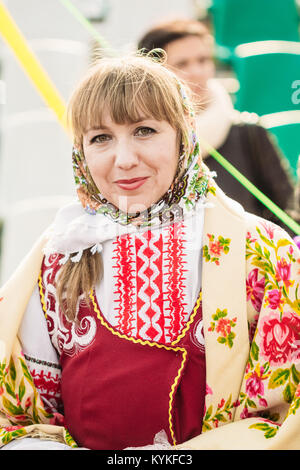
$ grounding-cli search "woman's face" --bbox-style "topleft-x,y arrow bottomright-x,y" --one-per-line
165,35 -> 215,100
82,111 -> 179,214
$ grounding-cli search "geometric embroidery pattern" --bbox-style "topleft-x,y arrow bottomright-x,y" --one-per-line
112,222 -> 188,344
113,235 -> 136,336
164,222 -> 188,343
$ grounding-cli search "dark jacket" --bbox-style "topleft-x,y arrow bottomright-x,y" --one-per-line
205,123 -> 295,235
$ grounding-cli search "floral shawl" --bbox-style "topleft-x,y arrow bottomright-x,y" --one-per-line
1,179 -> 300,449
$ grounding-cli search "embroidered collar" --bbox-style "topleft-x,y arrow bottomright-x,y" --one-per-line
43,166 -> 212,263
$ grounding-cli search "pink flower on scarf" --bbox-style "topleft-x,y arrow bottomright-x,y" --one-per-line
266,289 -> 284,310
275,258 -> 293,289
240,407 -> 254,419
260,312 -> 300,366
216,318 -> 232,337
246,231 -> 257,243
261,221 -> 277,240
246,372 -> 264,398
25,397 -> 32,408
245,365 -> 268,399
208,239 -> 222,257
259,398 -> 268,407
218,398 -> 225,409
246,268 -> 265,312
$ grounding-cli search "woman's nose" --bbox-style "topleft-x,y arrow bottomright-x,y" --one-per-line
114,142 -> 139,169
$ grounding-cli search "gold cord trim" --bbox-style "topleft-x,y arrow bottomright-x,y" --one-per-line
38,274 -> 47,319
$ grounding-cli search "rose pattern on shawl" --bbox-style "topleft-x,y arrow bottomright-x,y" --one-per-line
240,222 -> 300,439
258,311 -> 300,366
265,289 -> 284,310
246,225 -> 300,315
208,309 -> 237,348
246,268 -> 265,312
203,234 -> 231,265
238,362 -> 271,417
3,193 -> 300,446
245,363 -> 270,400
275,258 -> 293,289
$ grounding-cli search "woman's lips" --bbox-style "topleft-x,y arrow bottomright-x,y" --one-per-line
115,177 -> 149,190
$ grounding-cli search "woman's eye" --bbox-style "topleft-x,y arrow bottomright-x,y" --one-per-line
135,126 -> 156,137
90,134 -> 111,144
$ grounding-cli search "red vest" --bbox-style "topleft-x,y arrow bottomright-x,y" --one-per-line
40,255 -> 206,449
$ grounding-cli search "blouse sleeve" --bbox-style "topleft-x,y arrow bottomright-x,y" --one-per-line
177,217 -> 300,450
18,285 -> 63,416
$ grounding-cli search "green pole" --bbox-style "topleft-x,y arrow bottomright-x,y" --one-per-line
59,0 -> 113,51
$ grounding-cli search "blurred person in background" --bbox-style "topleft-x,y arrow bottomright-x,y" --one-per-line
138,19 -> 295,231
0,54 -> 300,450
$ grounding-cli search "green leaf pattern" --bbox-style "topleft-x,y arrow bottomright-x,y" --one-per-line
203,220 -> 300,441
0,354 -> 77,448
242,221 -> 300,438
203,233 -> 231,265
208,309 -> 237,348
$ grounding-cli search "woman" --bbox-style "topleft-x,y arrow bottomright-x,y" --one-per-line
138,19 -> 295,233
0,54 -> 300,450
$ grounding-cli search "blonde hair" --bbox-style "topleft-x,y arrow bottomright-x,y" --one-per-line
57,53 -> 195,321
68,52 -> 193,155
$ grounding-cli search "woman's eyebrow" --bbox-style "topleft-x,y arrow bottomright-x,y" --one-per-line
135,116 -> 149,122
87,125 -> 109,132
133,117 -> 158,125
86,117 -> 154,133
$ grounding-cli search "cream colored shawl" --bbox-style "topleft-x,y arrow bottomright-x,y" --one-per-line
1,182 -> 300,449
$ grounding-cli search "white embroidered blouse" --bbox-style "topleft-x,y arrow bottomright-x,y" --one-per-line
19,202 -> 205,366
